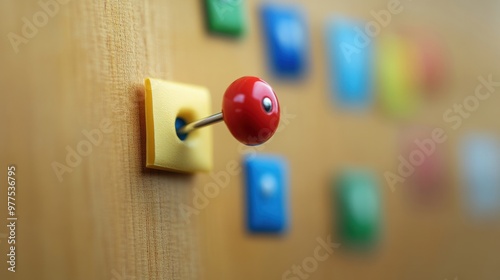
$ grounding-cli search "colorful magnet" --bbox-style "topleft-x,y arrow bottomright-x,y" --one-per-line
244,154 -> 289,233
460,134 -> 500,218
260,4 -> 309,78
378,33 -> 421,118
335,170 -> 380,248
205,0 -> 246,37
400,126 -> 447,205
325,18 -> 374,110
405,28 -> 448,94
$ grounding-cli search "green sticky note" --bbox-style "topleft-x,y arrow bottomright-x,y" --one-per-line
205,0 -> 246,37
334,170 -> 380,249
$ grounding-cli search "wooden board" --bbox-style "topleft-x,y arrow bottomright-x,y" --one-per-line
1,0 -> 500,280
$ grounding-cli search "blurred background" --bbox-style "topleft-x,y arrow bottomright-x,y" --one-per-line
1,0 -> 500,279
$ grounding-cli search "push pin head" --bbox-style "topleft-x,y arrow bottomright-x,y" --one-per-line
177,76 -> 280,146
223,76 -> 280,145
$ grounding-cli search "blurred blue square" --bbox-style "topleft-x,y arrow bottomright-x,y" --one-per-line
460,134 -> 500,218
260,4 -> 309,78
244,154 -> 289,233
325,19 -> 374,110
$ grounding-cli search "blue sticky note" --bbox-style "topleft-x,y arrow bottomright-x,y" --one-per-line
260,4 -> 309,78
244,154 -> 289,233
460,134 -> 500,218
326,19 -> 374,110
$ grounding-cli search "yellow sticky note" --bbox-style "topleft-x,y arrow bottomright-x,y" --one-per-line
144,78 -> 213,172
378,33 -> 421,118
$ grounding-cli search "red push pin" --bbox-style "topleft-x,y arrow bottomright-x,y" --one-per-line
177,76 -> 280,146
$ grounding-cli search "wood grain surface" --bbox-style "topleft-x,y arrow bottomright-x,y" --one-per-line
1,1 -> 500,280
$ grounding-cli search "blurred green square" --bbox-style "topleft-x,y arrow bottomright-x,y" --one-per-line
334,170 -> 381,249
205,0 -> 246,37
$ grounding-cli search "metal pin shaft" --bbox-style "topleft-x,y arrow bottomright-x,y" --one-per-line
177,112 -> 223,134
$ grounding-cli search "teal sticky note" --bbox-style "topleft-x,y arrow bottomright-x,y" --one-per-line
334,170 -> 380,249
205,0 -> 246,37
